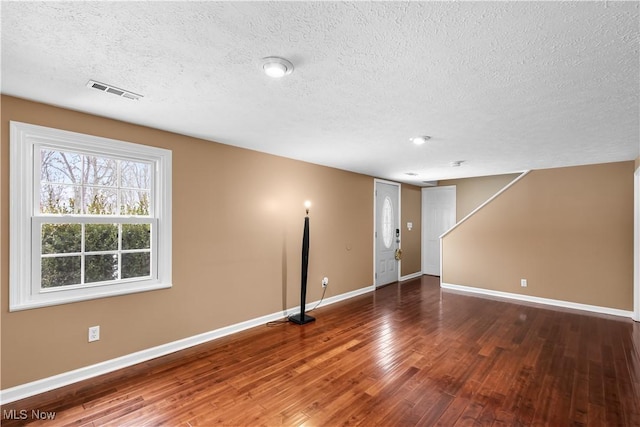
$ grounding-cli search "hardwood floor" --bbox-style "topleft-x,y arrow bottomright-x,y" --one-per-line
2,275 -> 639,426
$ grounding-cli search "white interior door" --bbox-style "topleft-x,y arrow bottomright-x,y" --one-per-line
375,181 -> 400,287
422,186 -> 456,276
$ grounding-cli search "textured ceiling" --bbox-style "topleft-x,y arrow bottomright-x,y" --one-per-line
2,1 -> 638,184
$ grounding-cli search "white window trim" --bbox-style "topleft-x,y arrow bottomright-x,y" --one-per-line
10,121 -> 172,311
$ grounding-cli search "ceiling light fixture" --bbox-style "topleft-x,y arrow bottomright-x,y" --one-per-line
410,135 -> 431,145
450,160 -> 465,167
262,56 -> 294,78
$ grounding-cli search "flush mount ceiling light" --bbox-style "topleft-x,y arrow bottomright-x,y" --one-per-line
410,135 -> 431,145
86,80 -> 143,100
262,56 -> 294,78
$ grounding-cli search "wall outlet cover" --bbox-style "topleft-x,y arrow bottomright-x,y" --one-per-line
88,326 -> 100,342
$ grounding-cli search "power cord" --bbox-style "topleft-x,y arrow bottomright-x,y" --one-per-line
266,317 -> 290,326
307,284 -> 327,313
266,285 -> 328,327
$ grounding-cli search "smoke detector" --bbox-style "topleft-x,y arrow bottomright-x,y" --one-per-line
86,80 -> 143,100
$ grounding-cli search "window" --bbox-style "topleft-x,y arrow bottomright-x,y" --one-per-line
10,121 -> 172,311
382,196 -> 394,249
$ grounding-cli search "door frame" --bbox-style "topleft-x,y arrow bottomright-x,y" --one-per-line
634,166 -> 639,321
373,179 -> 401,287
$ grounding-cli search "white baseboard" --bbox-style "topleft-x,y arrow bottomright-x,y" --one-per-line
0,284 -> 375,405
400,271 -> 422,281
441,282 -> 634,319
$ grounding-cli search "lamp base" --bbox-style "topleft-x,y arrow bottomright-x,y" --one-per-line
288,313 -> 316,325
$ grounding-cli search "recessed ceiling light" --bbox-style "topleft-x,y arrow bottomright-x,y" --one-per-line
410,136 -> 431,145
262,57 -> 294,78
405,172 -> 418,176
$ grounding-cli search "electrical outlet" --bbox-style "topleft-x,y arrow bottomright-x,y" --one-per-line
322,277 -> 329,288
88,326 -> 100,342
521,279 -> 527,288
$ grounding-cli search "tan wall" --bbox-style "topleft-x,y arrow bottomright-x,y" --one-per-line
0,96 -> 374,389
442,162 -> 634,310
439,173 -> 521,221
400,185 -> 421,276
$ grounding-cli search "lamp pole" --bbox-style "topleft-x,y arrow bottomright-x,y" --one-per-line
289,201 -> 315,325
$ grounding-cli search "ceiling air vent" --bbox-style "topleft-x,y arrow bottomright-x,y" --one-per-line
86,80 -> 143,101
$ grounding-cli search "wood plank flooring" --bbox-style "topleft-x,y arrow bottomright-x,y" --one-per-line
2,275 -> 639,426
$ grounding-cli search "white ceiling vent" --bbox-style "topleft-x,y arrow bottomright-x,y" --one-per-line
86,80 -> 143,100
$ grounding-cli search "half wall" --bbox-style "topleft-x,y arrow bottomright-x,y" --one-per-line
442,162 -> 634,311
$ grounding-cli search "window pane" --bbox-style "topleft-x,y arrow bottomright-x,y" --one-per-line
121,190 -> 150,215
41,149 -> 82,184
40,184 -> 82,214
382,196 -> 394,249
41,223 -> 81,254
41,256 -> 81,288
122,224 -> 150,250
85,224 -> 118,252
121,160 -> 151,190
84,187 -> 117,214
122,252 -> 150,279
84,155 -> 117,187
86,254 -> 117,283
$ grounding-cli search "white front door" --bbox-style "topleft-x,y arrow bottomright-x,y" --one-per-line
422,186 -> 456,276
375,181 -> 400,287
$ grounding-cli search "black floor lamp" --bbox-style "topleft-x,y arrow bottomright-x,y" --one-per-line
289,201 -> 316,325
